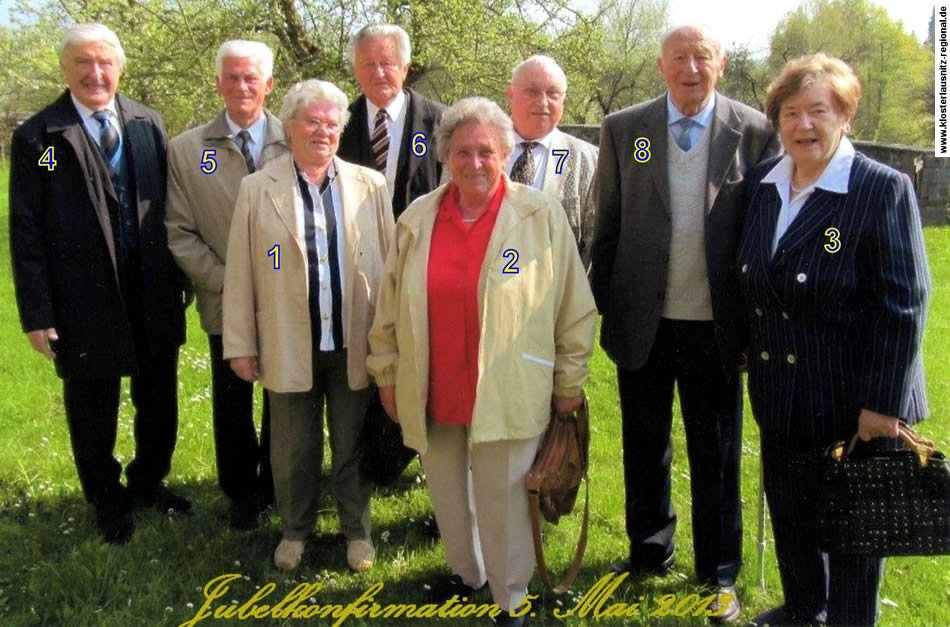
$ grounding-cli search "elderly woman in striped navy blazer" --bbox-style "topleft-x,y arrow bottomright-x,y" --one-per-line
737,54 -> 930,626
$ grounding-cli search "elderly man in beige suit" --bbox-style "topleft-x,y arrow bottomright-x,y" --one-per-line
166,40 -> 289,531
505,54 -> 598,268
224,79 -> 394,573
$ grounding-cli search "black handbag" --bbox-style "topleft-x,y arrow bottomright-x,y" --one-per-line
358,392 -> 416,486
819,424 -> 950,556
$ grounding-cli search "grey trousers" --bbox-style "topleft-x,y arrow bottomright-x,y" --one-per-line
267,350 -> 372,541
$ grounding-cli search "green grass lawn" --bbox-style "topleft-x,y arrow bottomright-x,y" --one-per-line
0,158 -> 948,626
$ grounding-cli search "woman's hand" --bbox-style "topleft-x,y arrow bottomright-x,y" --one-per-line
553,394 -> 583,415
857,408 -> 901,441
379,385 -> 399,423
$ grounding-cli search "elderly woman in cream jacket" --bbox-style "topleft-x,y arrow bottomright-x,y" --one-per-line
223,79 -> 393,573
367,97 -> 596,627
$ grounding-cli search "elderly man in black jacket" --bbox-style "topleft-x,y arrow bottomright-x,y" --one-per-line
10,22 -> 190,544
337,23 -> 445,219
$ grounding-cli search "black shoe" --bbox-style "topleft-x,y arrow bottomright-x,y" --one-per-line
228,497 -> 260,530
749,605 -> 824,626
134,485 -> 192,514
95,507 -> 134,545
707,586 -> 740,624
610,553 -> 676,578
492,610 -> 528,627
427,574 -> 482,603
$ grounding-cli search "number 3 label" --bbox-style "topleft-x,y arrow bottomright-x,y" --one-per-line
824,227 -> 841,254
502,248 -> 520,274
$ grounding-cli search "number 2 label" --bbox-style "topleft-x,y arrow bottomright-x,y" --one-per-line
502,248 -> 520,274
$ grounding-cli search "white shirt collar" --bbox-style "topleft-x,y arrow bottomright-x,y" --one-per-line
366,90 -> 407,125
666,92 -> 716,129
513,128 -> 556,150
71,93 -> 117,121
225,111 -> 267,146
762,136 -> 854,194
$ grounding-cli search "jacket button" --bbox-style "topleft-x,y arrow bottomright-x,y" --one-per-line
796,272 -> 807,283
782,312 -> 790,320
760,351 -> 770,361
755,307 -> 763,317
786,354 -> 796,365
742,264 -> 749,273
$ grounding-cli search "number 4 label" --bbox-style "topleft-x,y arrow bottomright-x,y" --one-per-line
38,146 -> 57,171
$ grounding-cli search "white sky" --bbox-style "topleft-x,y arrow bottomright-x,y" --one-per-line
665,0 -> 933,55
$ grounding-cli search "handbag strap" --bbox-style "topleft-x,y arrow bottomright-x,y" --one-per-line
529,476 -> 589,594
843,423 -> 936,460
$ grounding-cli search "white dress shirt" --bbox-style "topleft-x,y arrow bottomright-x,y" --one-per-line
504,129 -> 556,189
293,161 -> 346,351
365,91 -> 407,197
225,112 -> 268,167
764,137 -> 855,255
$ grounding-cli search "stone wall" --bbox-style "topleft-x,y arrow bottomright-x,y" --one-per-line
560,125 -> 949,227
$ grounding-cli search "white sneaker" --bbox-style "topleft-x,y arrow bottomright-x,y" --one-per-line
274,538 -> 306,571
346,538 -> 375,572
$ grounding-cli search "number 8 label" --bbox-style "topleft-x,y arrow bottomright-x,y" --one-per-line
633,137 -> 651,163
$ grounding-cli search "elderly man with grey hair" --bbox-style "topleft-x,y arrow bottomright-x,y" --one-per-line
165,39 -> 290,531
506,54 -> 598,268
338,23 -> 445,218
223,79 -> 394,572
591,24 -> 781,622
10,22 -> 191,544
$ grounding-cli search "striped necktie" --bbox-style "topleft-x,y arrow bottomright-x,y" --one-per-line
92,110 -> 120,168
371,109 -> 389,172
237,129 -> 256,173
510,141 -> 539,185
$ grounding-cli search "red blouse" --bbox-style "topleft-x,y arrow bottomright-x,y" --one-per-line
426,180 -> 506,425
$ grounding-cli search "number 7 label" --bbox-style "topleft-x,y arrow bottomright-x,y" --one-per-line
551,149 -> 570,174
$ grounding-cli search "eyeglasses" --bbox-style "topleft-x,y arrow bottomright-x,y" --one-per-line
295,118 -> 342,134
515,86 -> 565,101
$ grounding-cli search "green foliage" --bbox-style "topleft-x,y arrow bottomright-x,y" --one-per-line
768,0 -> 933,145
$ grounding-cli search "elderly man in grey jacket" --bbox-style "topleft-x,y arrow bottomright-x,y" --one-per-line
165,40 -> 290,530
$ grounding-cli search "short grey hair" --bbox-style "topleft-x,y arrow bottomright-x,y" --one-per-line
346,24 -> 411,68
59,23 -> 126,69
215,40 -> 274,80
511,54 -> 568,93
278,79 -> 351,128
435,97 -> 515,162
660,23 -> 723,57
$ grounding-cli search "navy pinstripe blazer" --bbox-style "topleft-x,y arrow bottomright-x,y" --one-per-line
737,152 -> 930,443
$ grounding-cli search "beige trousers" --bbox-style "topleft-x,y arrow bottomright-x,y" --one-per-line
421,423 -> 542,611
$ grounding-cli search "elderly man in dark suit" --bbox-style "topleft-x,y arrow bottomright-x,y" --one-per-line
338,23 -> 445,219
166,40 -> 290,530
590,24 -> 781,621
10,23 -> 190,545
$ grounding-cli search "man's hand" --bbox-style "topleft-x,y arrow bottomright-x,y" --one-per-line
857,408 -> 901,441
27,328 -> 58,360
553,394 -> 583,415
230,356 -> 260,383
379,385 -> 398,423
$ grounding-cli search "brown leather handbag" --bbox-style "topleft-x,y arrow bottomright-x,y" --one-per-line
525,394 -> 590,593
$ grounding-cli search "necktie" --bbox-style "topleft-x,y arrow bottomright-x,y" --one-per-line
371,109 -> 389,172
675,118 -> 694,152
510,141 -> 539,185
237,129 -> 255,173
92,110 -> 120,168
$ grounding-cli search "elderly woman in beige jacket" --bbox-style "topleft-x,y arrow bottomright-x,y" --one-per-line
223,79 -> 393,573
368,97 -> 595,627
